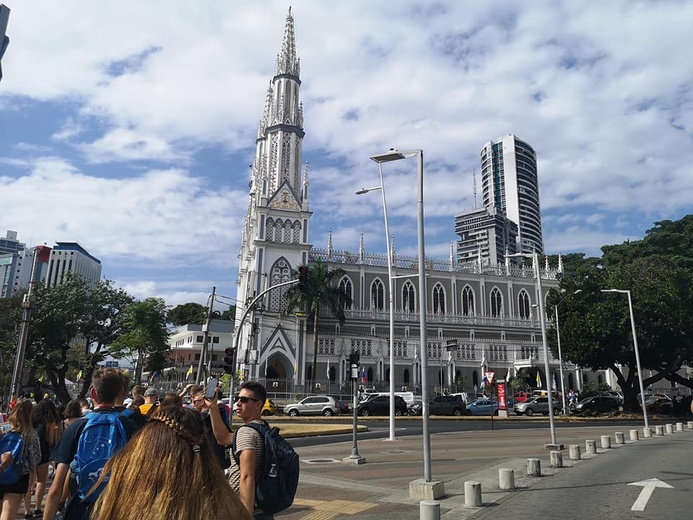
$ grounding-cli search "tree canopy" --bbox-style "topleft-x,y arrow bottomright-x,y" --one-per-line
549,215 -> 693,411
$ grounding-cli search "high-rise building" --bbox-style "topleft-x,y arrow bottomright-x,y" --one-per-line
480,135 -> 544,254
45,242 -> 101,287
455,206 -> 518,265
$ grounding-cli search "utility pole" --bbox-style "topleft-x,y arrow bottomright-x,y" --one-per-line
196,286 -> 215,384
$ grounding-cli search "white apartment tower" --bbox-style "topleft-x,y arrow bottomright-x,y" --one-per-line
480,135 -> 544,254
234,8 -> 311,383
45,242 -> 101,287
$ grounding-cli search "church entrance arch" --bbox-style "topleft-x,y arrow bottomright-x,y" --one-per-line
266,355 -> 291,394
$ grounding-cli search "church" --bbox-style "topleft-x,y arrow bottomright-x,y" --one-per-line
233,10 -> 589,397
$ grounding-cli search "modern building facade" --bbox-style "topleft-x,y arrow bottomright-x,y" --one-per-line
229,11 -> 596,397
480,135 -> 544,255
455,206 -> 518,265
45,242 -> 101,288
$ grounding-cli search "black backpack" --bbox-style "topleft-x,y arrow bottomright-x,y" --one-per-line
232,420 -> 299,514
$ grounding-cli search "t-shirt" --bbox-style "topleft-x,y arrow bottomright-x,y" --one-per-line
138,403 -> 157,416
228,420 -> 264,495
52,407 -> 140,520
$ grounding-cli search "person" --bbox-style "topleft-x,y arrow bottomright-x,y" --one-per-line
43,368 -> 139,520
159,392 -> 183,409
77,399 -> 91,416
122,385 -> 143,407
0,399 -> 41,520
190,389 -> 229,470
138,388 -> 158,416
24,399 -> 59,519
61,401 -> 83,430
89,406 -> 250,520
205,381 -> 271,519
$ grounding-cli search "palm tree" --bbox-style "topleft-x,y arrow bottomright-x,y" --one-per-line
283,259 -> 352,392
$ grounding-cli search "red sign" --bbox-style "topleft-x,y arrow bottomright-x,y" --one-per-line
497,382 -> 507,410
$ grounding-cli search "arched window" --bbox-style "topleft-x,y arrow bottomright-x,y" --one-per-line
269,257 -> 292,312
265,218 -> 275,242
291,220 -> 301,243
402,281 -> 415,312
490,287 -> 503,317
518,290 -> 531,319
338,276 -> 353,310
462,285 -> 475,316
432,283 -> 445,314
283,220 -> 292,243
371,279 -> 384,311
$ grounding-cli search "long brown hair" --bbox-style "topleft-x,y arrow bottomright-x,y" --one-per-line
9,399 -> 34,435
90,407 -> 251,520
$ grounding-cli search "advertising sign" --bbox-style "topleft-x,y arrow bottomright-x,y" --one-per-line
497,381 -> 507,410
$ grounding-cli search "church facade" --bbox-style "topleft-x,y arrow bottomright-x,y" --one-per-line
233,10 -> 590,397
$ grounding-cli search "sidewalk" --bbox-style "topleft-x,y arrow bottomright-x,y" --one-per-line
277,421 -> 687,519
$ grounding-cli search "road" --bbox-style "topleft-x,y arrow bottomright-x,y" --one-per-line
470,430 -> 692,519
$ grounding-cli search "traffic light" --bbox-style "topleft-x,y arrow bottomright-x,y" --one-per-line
223,347 -> 235,375
349,351 -> 360,366
298,266 -> 308,285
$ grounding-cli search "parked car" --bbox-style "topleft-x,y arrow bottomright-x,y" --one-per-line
465,398 -> 499,416
283,395 -> 341,417
409,395 -> 466,416
645,396 -> 673,414
571,395 -> 621,414
357,395 -> 408,416
513,396 -> 560,416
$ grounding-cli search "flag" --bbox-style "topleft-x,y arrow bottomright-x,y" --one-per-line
361,368 -> 366,384
552,373 -> 557,390
76,370 -> 82,381
149,371 -> 160,382
536,372 -> 542,388
480,374 -> 487,389
326,358 -> 330,379
186,365 -> 194,379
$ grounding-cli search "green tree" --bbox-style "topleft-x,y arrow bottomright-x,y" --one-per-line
168,302 -> 207,326
0,293 -> 24,397
110,298 -> 170,384
283,259 -> 352,391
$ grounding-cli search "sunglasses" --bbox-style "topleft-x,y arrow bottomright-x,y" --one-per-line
234,396 -> 260,404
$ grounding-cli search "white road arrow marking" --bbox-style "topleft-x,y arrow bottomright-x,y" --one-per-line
628,478 -> 674,511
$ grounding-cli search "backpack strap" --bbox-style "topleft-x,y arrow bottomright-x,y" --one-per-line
231,420 -> 268,465
145,404 -> 158,418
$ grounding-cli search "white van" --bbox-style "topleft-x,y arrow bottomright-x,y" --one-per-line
365,391 -> 418,406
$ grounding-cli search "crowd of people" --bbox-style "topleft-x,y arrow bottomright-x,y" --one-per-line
0,369 -> 278,520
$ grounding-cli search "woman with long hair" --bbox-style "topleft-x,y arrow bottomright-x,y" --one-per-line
23,399 -> 59,518
61,399 -> 83,430
0,399 -> 40,520
90,406 -> 251,520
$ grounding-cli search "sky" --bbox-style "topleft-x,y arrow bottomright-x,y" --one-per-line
1,1 -> 692,310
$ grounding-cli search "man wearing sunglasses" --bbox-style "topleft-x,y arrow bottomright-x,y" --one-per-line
205,381 -> 271,519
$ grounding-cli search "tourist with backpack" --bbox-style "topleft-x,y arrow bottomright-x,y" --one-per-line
205,381 -> 299,519
0,399 -> 41,520
43,368 -> 139,520
89,406 -> 251,520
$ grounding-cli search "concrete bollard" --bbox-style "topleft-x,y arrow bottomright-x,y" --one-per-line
630,429 -> 639,441
600,435 -> 611,449
527,458 -> 541,477
615,432 -> 625,444
585,439 -> 597,455
464,481 -> 482,508
569,444 -> 581,460
687,421 -> 693,430
420,500 -> 440,520
655,425 -> 664,436
665,424 -> 673,434
550,450 -> 563,468
643,427 -> 652,438
676,422 -> 683,432
499,468 -> 515,490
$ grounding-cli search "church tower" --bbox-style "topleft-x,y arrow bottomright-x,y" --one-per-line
235,8 -> 311,385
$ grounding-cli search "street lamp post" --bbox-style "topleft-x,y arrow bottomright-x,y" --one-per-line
357,161 -> 396,442
508,252 -> 559,448
369,149 -> 433,481
601,289 -> 649,429
554,306 -> 566,414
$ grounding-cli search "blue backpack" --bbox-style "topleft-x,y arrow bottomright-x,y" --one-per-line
232,421 -> 300,515
0,431 -> 24,485
70,410 -> 128,503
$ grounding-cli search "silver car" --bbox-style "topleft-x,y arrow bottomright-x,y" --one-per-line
514,396 -> 560,416
283,395 -> 340,417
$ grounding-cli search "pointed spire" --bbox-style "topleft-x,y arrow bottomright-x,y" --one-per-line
544,255 -> 549,271
327,229 -> 333,260
359,232 -> 364,263
390,235 -> 395,261
302,161 -> 309,202
449,241 -> 455,270
558,253 -> 563,273
276,7 -> 300,77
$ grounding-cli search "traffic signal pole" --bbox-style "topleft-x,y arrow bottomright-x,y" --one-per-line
228,278 -> 299,428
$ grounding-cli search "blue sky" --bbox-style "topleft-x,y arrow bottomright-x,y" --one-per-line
1,1 -> 692,310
